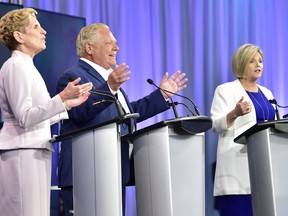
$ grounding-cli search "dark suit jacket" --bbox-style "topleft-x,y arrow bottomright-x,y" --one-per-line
56,59 -> 169,187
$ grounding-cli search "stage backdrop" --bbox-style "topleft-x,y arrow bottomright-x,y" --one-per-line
2,1 -> 288,216
0,3 -> 22,124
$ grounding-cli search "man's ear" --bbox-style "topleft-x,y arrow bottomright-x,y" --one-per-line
85,43 -> 93,55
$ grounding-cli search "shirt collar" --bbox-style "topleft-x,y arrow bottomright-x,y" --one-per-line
12,50 -> 33,64
80,57 -> 113,81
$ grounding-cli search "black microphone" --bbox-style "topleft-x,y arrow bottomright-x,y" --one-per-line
269,99 -> 280,120
147,78 -> 200,116
174,102 -> 195,116
92,99 -> 114,105
89,89 -> 126,117
168,102 -> 179,107
147,80 -> 179,118
90,89 -> 140,134
168,101 -> 195,116
68,77 -> 139,121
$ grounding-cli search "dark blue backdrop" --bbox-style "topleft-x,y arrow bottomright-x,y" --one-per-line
0,3 -> 85,215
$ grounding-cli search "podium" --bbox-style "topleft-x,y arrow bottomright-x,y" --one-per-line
129,116 -> 212,216
234,120 -> 288,216
51,114 -> 138,216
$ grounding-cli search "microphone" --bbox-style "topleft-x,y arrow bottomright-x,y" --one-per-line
68,77 -> 139,121
269,99 -> 280,120
147,78 -> 200,116
90,89 -> 140,122
89,89 -> 126,117
68,77 -> 125,116
168,102 -> 179,107
90,89 -> 140,134
170,101 -> 195,116
147,80 -> 179,118
92,99 -> 114,105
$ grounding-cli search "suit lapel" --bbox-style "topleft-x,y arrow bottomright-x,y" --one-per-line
78,59 -> 105,83
78,59 -> 134,113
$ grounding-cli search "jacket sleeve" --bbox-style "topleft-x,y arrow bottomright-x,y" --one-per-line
130,89 -> 169,122
211,85 -> 232,133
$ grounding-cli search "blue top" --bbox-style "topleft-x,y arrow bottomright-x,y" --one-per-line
246,89 -> 275,122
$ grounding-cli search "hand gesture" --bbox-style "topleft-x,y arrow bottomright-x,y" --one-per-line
233,96 -> 252,117
59,77 -> 93,101
226,96 -> 252,128
159,70 -> 188,99
64,91 -> 91,109
108,63 -> 131,91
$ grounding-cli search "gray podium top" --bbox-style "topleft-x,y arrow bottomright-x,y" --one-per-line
234,119 -> 288,144
131,115 -> 212,137
50,113 -> 139,143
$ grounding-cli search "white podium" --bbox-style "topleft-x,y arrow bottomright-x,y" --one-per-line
51,114 -> 138,216
130,116 -> 212,216
235,120 -> 288,216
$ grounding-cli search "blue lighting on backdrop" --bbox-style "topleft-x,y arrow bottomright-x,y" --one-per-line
1,1 -> 288,216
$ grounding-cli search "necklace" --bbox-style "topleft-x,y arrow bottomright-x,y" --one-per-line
246,88 -> 270,121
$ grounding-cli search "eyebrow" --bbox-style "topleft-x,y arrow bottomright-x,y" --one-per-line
251,57 -> 262,61
33,23 -> 41,28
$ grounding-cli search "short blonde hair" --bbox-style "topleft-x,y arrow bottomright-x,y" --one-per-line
0,8 -> 37,51
232,43 -> 264,79
76,23 -> 109,57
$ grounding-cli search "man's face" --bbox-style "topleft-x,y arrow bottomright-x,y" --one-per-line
89,28 -> 119,69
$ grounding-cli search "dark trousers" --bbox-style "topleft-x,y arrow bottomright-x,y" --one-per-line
217,194 -> 253,216
61,186 -> 73,216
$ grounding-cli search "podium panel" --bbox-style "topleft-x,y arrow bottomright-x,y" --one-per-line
234,120 -> 288,216
133,126 -> 205,216
246,129 -> 288,216
72,122 -> 122,216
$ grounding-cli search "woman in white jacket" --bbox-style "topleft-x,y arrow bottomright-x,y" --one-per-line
211,44 -> 275,216
0,8 -> 92,216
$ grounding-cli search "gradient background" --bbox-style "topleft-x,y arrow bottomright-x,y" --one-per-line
1,1 -> 288,215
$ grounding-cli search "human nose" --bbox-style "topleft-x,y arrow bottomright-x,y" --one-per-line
255,61 -> 261,66
41,27 -> 47,35
113,43 -> 119,51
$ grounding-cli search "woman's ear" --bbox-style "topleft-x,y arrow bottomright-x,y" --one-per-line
13,31 -> 24,44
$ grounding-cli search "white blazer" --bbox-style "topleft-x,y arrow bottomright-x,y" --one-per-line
0,51 -> 68,151
211,79 -> 274,196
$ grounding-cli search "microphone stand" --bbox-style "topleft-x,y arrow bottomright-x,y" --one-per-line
269,99 -> 280,120
147,78 -> 200,116
147,81 -> 179,118
69,77 -> 139,123
171,103 -> 179,118
90,90 -> 126,119
275,105 -> 280,120
90,89 -> 140,123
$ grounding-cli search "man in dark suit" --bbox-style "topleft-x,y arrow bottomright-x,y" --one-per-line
56,23 -> 188,216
